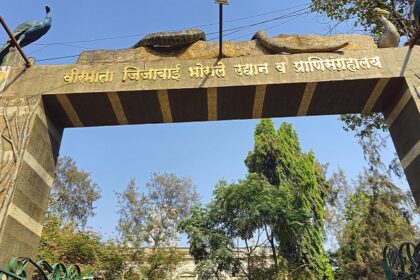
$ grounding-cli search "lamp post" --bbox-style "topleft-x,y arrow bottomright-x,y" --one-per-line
215,0 -> 229,59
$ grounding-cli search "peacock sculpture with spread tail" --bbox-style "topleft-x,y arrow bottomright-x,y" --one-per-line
0,5 -> 52,63
373,7 -> 400,48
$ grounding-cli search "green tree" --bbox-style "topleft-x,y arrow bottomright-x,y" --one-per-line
298,6 -> 420,277
38,156 -> 127,279
311,0 -> 415,40
179,204 -> 241,279
37,213 -> 127,279
322,105 -> 420,278
311,0 -> 415,181
139,248 -> 184,280
117,172 -> 199,279
181,120 -> 333,279
211,176 -> 275,279
325,121 -> 420,279
117,173 -> 199,248
332,169 -> 419,279
49,156 -> 101,228
246,120 -> 333,279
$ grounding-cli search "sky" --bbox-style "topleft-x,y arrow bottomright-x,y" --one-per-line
1,0 -> 409,241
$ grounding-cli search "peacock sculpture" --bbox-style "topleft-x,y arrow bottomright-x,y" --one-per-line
373,8 -> 400,48
0,5 -> 52,63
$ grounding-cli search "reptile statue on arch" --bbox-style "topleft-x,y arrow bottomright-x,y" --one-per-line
252,30 -> 349,54
132,28 -> 206,49
133,28 -> 350,54
130,1 -> 416,51
80,28 -> 377,63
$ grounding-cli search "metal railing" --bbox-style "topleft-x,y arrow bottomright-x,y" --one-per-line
0,257 -> 91,280
383,241 -> 420,280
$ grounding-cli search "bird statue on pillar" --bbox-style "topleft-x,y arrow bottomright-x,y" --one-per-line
0,5 -> 52,63
373,8 -> 400,48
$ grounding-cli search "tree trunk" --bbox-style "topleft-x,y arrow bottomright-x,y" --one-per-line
265,225 -> 279,270
244,238 -> 252,280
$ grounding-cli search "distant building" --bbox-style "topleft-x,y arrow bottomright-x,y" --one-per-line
171,247 -> 273,280
108,246 -> 272,279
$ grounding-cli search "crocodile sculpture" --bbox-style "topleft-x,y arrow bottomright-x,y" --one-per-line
133,28 -> 206,49
252,30 -> 349,54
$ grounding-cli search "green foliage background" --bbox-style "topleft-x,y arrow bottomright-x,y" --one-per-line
181,120 -> 334,279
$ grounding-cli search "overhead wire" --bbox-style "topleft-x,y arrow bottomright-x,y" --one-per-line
35,3 -> 313,62
228,11 -> 311,41
32,2 -> 311,46
28,45 -> 50,55
221,2 -> 309,23
207,7 -> 311,41
37,54 -> 79,62
30,42 -> 93,59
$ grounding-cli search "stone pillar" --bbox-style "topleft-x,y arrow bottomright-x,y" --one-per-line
1,48 -> 26,67
384,75 -> 420,205
0,96 -> 62,267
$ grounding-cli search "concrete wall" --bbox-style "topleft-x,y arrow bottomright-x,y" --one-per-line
0,96 -> 62,267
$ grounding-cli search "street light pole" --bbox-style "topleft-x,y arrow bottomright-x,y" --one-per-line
219,3 -> 223,59
215,0 -> 229,59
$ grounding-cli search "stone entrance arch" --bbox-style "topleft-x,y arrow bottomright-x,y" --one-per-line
0,46 -> 419,265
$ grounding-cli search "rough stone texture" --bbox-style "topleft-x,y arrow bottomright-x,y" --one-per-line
0,97 -> 62,268
133,28 -> 206,48
77,34 -> 376,64
1,48 -> 26,67
4,48 -> 417,99
385,76 -> 420,206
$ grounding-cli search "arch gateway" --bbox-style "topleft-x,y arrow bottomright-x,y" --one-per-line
0,41 -> 419,266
